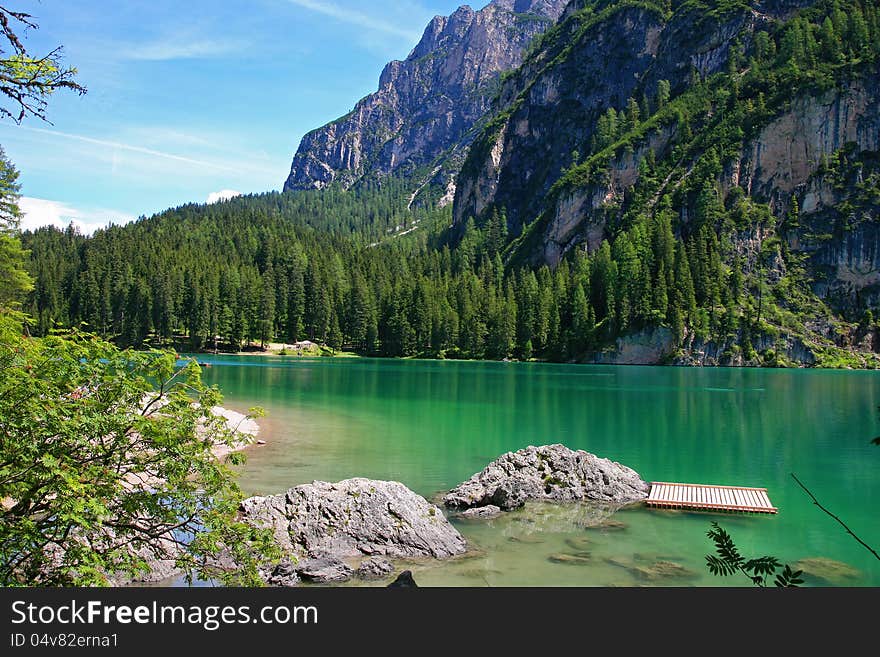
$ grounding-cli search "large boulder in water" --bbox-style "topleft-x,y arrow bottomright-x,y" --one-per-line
240,478 -> 467,566
444,445 -> 649,511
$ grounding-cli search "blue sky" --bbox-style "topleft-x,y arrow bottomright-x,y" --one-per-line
0,0 -> 467,233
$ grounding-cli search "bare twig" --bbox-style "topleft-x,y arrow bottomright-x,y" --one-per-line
791,473 -> 880,562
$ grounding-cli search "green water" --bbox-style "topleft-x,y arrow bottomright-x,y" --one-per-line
196,356 -> 880,587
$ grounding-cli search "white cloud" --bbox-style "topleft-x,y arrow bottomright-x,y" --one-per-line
207,189 -> 242,204
123,39 -> 245,61
286,0 -> 422,41
19,197 -> 136,235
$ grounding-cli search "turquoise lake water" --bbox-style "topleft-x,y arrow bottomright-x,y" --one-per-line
194,356 -> 880,587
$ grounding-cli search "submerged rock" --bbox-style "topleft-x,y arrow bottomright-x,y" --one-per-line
584,518 -> 628,532
564,537 -> 593,551
461,505 -> 503,519
444,445 -> 649,511
548,552 -> 592,566
606,556 -> 698,582
356,557 -> 395,580
794,557 -> 861,585
633,552 -> 685,564
507,535 -> 545,544
240,478 -> 467,585
631,560 -> 697,582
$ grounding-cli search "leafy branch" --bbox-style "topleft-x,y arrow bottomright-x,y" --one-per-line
705,522 -> 803,587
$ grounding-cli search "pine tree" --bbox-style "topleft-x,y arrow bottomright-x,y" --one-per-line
672,242 -> 697,341
593,107 -> 620,151
571,282 -> 594,354
258,264 -> 276,347
0,148 -> 32,309
656,79 -> 670,110
625,96 -> 641,132
286,262 -> 305,343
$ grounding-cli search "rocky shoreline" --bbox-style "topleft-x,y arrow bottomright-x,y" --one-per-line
123,444 -> 656,586
231,445 -> 652,587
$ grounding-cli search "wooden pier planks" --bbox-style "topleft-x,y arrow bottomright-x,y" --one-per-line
646,482 -> 777,514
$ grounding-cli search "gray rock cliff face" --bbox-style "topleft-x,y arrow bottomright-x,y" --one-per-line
741,79 -> 880,204
537,73 -> 880,267
444,445 -> 649,511
284,0 -> 568,196
544,71 -> 880,324
454,0 -> 819,238
240,478 -> 467,563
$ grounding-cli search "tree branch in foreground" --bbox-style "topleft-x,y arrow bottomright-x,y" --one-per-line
791,473 -> 879,562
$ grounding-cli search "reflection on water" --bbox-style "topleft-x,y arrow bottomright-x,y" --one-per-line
191,356 -> 880,587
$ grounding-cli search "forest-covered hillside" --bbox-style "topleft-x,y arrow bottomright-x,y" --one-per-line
21,0 -> 880,367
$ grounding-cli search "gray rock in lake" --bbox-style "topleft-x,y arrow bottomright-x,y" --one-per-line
461,505 -> 503,519
491,480 -> 532,511
263,558 -> 300,587
240,478 -> 468,572
356,557 -> 395,580
444,445 -> 649,511
295,557 -> 354,583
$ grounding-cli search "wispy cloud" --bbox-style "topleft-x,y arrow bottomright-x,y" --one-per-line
19,197 -> 136,235
122,38 -> 246,61
285,0 -> 422,41
207,189 -> 242,204
19,126 -> 268,175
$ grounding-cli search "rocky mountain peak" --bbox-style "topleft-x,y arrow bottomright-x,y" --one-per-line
283,0 -> 569,195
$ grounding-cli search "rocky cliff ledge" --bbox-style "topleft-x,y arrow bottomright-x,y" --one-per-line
240,478 -> 467,585
444,444 -> 649,511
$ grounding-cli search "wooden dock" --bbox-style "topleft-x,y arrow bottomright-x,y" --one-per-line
646,482 -> 778,514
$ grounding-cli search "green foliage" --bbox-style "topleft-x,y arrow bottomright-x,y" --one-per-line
0,146 -> 31,308
0,232 -> 31,307
705,522 -> 803,587
0,144 -> 21,230
0,7 -> 85,122
0,314 -> 277,585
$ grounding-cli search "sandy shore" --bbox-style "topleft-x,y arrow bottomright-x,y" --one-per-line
210,406 -> 263,460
